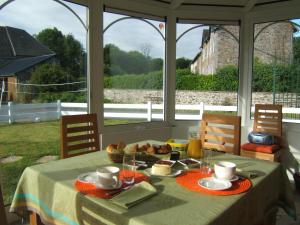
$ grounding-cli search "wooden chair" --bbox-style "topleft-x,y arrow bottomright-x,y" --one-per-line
0,184 -> 8,225
200,113 -> 241,155
240,104 -> 283,162
61,113 -> 100,159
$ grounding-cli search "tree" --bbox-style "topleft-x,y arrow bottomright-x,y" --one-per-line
176,57 -> 192,69
35,27 -> 84,79
29,63 -> 71,93
104,44 -> 163,75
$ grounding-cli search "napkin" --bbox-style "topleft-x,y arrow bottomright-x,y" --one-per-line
236,168 -> 258,179
110,181 -> 157,209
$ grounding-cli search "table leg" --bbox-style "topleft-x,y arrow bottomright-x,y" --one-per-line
29,212 -> 43,225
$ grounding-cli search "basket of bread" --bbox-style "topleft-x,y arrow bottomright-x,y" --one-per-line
106,141 -> 126,163
106,142 -> 172,165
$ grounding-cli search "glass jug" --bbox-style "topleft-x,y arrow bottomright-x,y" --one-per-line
187,133 -> 203,159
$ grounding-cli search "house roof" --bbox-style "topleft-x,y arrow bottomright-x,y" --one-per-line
0,26 -> 54,58
0,26 -> 55,77
0,55 -> 55,77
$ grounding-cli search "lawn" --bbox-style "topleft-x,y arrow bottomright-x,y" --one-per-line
0,119 -> 144,205
0,121 -> 60,204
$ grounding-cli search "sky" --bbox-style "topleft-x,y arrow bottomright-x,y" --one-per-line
0,0 -> 204,60
0,0 -> 299,60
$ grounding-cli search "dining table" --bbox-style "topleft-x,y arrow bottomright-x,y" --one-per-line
10,140 -> 295,225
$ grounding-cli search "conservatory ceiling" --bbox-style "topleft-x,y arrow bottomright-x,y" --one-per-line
147,0 -> 291,8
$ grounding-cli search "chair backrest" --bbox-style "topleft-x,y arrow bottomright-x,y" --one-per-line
0,185 -> 7,225
253,104 -> 283,141
200,113 -> 241,155
61,113 -> 100,159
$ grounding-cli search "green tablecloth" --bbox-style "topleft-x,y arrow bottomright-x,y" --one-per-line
10,140 -> 295,225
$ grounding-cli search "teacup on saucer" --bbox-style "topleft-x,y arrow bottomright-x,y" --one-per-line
96,166 -> 120,188
214,161 -> 236,180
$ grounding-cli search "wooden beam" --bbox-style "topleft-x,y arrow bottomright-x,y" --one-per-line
171,0 -> 185,9
243,0 -> 258,12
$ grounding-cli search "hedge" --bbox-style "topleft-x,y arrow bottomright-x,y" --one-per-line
104,62 -> 300,92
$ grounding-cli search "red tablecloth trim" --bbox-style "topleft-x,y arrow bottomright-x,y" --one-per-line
75,170 -> 149,199
176,169 -> 252,196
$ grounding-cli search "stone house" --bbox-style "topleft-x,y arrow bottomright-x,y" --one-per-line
0,26 -> 55,102
191,22 -> 295,75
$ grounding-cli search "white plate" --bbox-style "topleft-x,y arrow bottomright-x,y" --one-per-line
145,168 -> 183,177
77,172 -> 122,190
198,177 -> 232,190
212,174 -> 239,182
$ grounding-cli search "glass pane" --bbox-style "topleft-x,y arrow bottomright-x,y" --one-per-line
176,23 -> 239,120
103,12 -> 165,126
0,0 -> 87,206
252,20 -> 300,122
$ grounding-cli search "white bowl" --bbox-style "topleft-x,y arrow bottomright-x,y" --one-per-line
214,161 -> 236,180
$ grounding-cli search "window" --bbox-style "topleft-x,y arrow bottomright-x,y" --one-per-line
252,19 -> 300,122
176,22 -> 240,120
103,12 -> 165,126
0,0 -> 87,204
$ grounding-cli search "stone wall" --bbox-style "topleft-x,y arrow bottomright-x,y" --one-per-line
191,22 -> 294,75
104,89 -> 273,105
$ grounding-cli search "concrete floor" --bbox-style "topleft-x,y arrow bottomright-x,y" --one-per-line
276,188 -> 300,225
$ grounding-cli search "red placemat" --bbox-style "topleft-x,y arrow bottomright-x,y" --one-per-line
75,170 -> 149,199
176,170 -> 252,196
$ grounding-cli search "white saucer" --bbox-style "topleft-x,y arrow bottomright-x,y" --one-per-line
96,180 -> 122,190
77,172 -> 122,190
77,172 -> 97,184
198,177 -> 232,190
145,168 -> 183,177
212,174 -> 239,182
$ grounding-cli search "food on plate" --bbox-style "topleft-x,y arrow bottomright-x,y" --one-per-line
182,159 -> 198,165
155,160 -> 175,166
157,144 -> 172,154
138,143 -> 151,152
178,158 -> 201,168
146,146 -> 156,154
151,163 -> 171,176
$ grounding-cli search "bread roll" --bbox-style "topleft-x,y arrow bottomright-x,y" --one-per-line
106,144 -> 118,153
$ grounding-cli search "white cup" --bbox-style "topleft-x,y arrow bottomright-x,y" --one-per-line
96,166 -> 120,187
214,161 -> 236,180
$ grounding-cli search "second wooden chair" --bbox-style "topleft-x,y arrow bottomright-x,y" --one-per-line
240,104 -> 283,162
200,113 -> 241,155
61,113 -> 100,159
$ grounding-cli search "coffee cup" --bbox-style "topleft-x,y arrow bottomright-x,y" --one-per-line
214,161 -> 236,180
96,166 -> 120,187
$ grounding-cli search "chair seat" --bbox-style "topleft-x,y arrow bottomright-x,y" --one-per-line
241,142 -> 280,154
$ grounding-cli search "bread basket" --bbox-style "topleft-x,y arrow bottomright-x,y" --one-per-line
107,152 -> 124,163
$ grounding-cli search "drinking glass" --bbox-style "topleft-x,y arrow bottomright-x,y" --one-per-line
201,149 -> 213,174
123,153 -> 136,184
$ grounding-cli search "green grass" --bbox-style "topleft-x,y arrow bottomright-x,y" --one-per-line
0,121 -> 60,204
0,119 -> 144,205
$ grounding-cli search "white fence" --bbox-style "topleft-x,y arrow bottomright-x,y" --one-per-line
0,101 -> 299,123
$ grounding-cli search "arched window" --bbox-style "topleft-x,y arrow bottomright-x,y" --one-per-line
103,11 -> 165,126
252,19 -> 300,122
176,22 -> 240,122
0,0 -> 87,205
